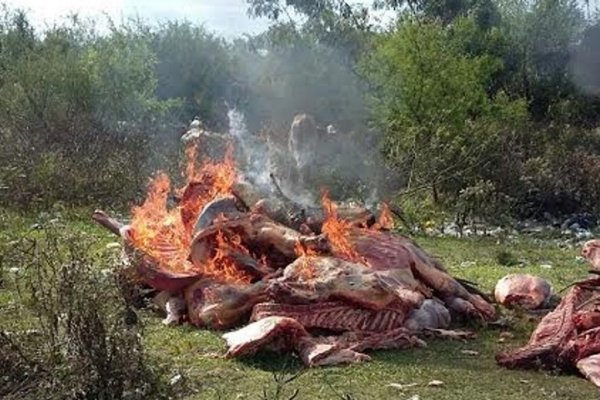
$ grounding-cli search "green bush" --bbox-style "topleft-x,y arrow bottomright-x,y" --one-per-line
0,221 -> 176,399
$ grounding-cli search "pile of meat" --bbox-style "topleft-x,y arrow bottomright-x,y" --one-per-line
496,240 -> 600,386
93,175 -> 494,366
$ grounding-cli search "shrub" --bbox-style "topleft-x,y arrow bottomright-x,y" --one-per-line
0,220 -> 175,399
0,10 -> 180,210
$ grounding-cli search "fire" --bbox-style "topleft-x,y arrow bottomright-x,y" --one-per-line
179,143 -> 236,235
294,240 -> 318,258
130,173 -> 192,271
201,229 -> 252,284
321,189 -> 363,263
294,240 -> 319,280
129,142 -> 238,276
294,239 -> 318,279
372,201 -> 394,231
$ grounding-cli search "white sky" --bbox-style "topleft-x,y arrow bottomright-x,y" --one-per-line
4,0 -> 393,38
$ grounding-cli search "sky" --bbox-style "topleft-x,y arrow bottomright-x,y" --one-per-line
5,0 -> 270,37
4,0 -> 391,38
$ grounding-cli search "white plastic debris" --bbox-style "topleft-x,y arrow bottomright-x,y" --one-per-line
427,380 -> 444,387
170,374 -> 182,386
387,383 -> 418,390
105,242 -> 122,250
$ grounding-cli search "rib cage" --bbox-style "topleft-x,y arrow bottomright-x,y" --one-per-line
251,301 -> 407,332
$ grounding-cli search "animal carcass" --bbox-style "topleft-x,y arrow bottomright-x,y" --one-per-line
497,277 -> 600,387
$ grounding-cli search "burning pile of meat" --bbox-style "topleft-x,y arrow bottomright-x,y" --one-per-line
93,144 -> 495,366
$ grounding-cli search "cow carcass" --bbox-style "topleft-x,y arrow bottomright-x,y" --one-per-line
497,266 -> 600,387
497,277 -> 600,380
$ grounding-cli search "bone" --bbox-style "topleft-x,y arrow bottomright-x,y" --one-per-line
92,209 -> 127,238
153,291 -> 187,325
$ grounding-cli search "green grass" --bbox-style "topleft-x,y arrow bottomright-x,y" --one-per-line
2,210 -> 598,399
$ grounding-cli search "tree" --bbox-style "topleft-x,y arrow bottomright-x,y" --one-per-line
149,21 -> 235,130
362,15 -> 526,207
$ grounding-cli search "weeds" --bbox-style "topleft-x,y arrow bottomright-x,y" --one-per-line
495,250 -> 519,267
0,221 -> 175,399
259,362 -> 304,400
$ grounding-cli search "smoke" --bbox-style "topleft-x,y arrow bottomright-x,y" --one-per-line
227,106 -> 272,190
227,106 -> 398,209
224,33 -> 401,208
570,23 -> 600,96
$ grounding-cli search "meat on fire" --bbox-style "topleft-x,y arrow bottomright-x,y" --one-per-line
92,141 -> 495,366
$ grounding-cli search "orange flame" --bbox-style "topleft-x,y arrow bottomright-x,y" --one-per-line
130,173 -> 192,271
373,201 -> 394,231
179,143 -> 236,235
321,189 -> 363,263
201,229 -> 252,284
129,142 -> 238,276
294,239 -> 318,279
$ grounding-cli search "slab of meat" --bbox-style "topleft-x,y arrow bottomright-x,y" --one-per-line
404,299 -> 451,331
222,316 -> 425,367
337,328 -> 426,352
251,301 -> 410,332
134,257 -> 200,292
231,181 -> 375,233
190,213 -> 327,271
342,228 -> 495,320
497,277 -> 600,386
296,338 -> 371,366
296,328 -> 425,366
92,210 -> 201,292
184,278 -> 268,329
193,196 -> 242,233
92,209 -> 129,238
577,354 -> 600,387
255,255 -> 452,335
494,274 -> 552,310
582,239 -> 600,271
222,316 -> 369,366
223,316 -> 307,357
93,207 -> 488,368
269,256 -> 424,311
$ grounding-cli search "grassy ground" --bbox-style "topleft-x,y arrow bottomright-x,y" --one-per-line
2,210 -> 599,399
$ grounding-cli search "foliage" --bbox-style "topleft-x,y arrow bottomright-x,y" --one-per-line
362,0 -> 600,221
0,10 -> 239,210
362,15 -> 526,213
0,220 -> 177,399
1,0 -> 600,221
0,11 -> 178,209
149,21 -> 235,131
496,0 -> 586,121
